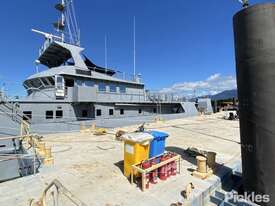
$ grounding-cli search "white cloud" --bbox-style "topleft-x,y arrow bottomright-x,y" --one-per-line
160,73 -> 237,97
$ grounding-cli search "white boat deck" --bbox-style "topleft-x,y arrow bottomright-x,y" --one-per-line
0,112 -> 241,206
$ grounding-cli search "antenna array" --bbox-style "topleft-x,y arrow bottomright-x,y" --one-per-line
54,0 -> 80,46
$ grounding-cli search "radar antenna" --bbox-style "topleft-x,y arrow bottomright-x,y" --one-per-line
238,0 -> 249,8
54,0 -> 80,46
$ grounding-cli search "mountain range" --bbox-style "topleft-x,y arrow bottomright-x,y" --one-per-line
210,89 -> 238,100
193,89 -> 237,101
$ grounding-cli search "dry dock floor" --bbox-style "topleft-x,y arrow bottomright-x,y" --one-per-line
0,112 -> 241,206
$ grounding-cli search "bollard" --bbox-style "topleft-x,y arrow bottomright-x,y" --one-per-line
196,156 -> 207,173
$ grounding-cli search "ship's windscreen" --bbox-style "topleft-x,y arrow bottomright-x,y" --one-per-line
24,77 -> 55,92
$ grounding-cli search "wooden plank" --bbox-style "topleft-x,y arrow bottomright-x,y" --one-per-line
141,173 -> 146,191
131,155 -> 180,173
130,153 -> 181,191
144,155 -> 180,173
130,169 -> 133,184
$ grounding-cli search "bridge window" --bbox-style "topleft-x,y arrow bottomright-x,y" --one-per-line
31,79 -> 42,88
109,109 -> 114,115
82,110 -> 88,118
56,110 -> 63,118
98,83 -> 106,92
84,80 -> 93,87
120,109 -> 124,115
41,78 -> 50,86
119,85 -> 126,93
46,110 -> 54,119
76,80 -> 84,86
65,79 -> 74,87
153,108 -> 157,113
48,77 -> 55,85
138,109 -> 142,114
55,76 -> 64,90
110,84 -> 117,92
24,81 -> 32,89
23,111 -> 32,120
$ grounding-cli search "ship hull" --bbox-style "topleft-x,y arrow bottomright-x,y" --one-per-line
0,101 -> 198,136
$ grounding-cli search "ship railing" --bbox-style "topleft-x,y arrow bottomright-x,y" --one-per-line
38,36 -> 62,57
86,66 -> 143,84
95,90 -> 186,103
112,72 -> 143,83
0,90 -> 30,124
145,91 -> 186,103
96,91 -> 146,102
0,90 -> 8,102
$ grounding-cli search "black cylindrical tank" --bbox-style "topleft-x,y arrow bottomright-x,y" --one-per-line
233,3 -> 275,205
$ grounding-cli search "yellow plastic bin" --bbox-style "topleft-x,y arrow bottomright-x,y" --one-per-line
122,133 -> 153,177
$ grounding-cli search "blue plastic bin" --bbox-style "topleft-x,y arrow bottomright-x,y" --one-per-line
149,131 -> 169,158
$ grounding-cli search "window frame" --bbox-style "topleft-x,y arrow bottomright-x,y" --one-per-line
82,110 -> 88,118
98,82 -> 106,92
119,85 -> 126,93
109,109 -> 114,115
96,109 -> 102,116
84,80 -> 93,87
76,80 -> 84,86
45,110 -> 54,119
56,110 -> 63,119
23,111 -> 32,120
48,77 -> 55,85
41,78 -> 50,86
109,84 -> 117,93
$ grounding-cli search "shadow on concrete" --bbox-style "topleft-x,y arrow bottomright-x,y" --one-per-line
114,160 -> 124,175
165,146 -> 242,192
165,146 -> 197,165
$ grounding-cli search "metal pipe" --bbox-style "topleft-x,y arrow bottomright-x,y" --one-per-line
233,3 -> 275,205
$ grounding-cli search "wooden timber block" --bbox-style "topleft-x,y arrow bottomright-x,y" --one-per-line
192,169 -> 213,179
93,128 -> 107,135
37,148 -> 46,156
43,157 -> 54,165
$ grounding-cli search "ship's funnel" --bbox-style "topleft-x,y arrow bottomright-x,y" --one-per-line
233,3 -> 275,205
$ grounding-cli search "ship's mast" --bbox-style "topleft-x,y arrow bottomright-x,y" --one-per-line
133,16 -> 136,80
61,0 -> 65,42
54,0 -> 80,46
105,35 -> 108,69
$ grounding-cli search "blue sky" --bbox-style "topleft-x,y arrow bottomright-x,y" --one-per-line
0,0 -> 269,97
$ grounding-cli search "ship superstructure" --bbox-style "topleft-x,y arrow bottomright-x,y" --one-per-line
1,0 -> 198,133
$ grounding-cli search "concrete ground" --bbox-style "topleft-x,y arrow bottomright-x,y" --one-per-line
0,112 -> 241,206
